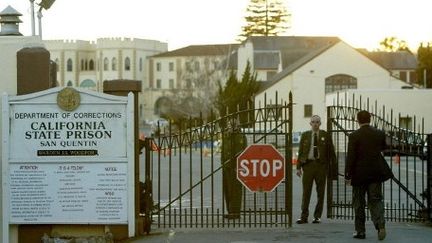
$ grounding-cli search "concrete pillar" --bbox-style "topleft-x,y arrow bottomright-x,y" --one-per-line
103,80 -> 142,241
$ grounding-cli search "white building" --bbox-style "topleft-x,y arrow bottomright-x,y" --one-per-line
146,44 -> 237,121
44,37 -> 168,121
248,37 -> 413,133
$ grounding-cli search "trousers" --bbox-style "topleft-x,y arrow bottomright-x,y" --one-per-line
300,160 -> 327,220
352,182 -> 385,232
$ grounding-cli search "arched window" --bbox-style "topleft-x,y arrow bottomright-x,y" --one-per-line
111,57 -> 117,71
67,80 -> 73,86
85,60 -> 88,70
54,58 -> 59,71
154,97 -> 172,116
103,58 -> 109,71
80,79 -> 96,89
124,57 -> 131,71
139,58 -> 143,71
81,59 -> 84,71
325,74 -> 357,94
67,59 -> 73,72
89,59 -> 94,71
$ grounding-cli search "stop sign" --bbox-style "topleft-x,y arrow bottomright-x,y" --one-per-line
237,144 -> 285,192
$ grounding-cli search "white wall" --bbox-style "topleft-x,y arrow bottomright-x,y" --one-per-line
326,89 -> 432,133
0,35 -> 45,243
255,41 -> 413,134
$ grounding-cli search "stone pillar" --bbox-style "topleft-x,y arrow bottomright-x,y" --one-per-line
16,47 -> 52,95
103,80 -> 142,241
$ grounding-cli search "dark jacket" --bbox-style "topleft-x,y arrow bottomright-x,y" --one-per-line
297,130 -> 336,170
345,125 -> 389,185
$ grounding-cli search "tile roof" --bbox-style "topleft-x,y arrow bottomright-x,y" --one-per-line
363,51 -> 418,70
152,44 -> 239,57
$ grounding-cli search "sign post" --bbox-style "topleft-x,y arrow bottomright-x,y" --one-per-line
237,144 -> 285,192
2,87 -> 134,242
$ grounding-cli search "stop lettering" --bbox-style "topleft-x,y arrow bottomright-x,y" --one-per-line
238,159 -> 283,177
237,144 -> 285,192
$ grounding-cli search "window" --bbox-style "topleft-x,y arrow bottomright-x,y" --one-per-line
111,57 -> 117,71
125,57 -> 131,71
169,79 -> 174,89
186,79 -> 192,89
66,59 -> 73,72
81,59 -> 84,71
85,60 -> 88,70
186,62 -> 192,72
399,71 -> 407,82
54,58 -> 59,71
156,79 -> 162,89
409,71 -> 417,83
194,61 -> 200,71
169,62 -> 174,71
89,59 -> 94,71
156,62 -> 161,71
103,58 -> 109,71
204,58 -> 210,70
325,74 -> 357,94
399,116 -> 412,130
304,104 -> 313,118
266,71 -> 277,81
139,58 -> 143,72
67,80 -> 73,86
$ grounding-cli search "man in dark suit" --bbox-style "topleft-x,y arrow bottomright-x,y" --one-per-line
296,115 -> 336,224
345,110 -> 392,240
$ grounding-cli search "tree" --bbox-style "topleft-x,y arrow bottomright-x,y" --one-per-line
379,37 -> 410,52
238,0 -> 291,41
217,61 -> 260,125
416,42 -> 432,88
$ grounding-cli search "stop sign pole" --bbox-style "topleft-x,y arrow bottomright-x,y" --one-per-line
237,144 -> 285,192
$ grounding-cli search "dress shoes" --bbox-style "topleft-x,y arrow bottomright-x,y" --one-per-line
296,218 -> 308,224
378,228 -> 386,240
353,232 -> 366,239
312,218 -> 321,224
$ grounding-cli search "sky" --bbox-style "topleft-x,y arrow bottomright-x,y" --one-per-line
1,0 -> 432,51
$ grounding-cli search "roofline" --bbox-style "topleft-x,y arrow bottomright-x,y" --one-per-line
256,39 -> 341,95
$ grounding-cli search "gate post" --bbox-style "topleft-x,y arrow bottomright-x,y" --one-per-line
285,92 -> 293,226
427,134 -> 432,221
326,106 -> 334,219
142,137 -> 154,234
103,80 -> 142,238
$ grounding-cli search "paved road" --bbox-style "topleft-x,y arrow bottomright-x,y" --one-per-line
124,220 -> 432,243
133,132 -> 430,243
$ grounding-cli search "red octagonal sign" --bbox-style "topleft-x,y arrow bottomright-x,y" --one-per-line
237,144 -> 285,192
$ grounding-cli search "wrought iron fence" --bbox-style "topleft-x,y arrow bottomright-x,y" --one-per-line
327,92 -> 430,222
143,92 -> 294,229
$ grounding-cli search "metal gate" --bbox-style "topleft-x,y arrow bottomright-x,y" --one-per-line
142,92 -> 293,230
327,93 -> 431,222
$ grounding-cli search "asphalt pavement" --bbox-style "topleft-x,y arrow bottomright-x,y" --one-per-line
123,219 -> 432,243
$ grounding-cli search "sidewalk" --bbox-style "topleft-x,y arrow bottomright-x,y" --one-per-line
123,219 -> 432,243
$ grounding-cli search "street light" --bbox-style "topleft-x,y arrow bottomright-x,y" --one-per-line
30,0 -> 55,38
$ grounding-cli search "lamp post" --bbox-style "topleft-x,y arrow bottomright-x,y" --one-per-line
35,0 -> 55,39
29,0 -> 35,35
37,7 -> 43,38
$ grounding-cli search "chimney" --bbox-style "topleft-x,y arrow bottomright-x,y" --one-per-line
0,5 -> 23,36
